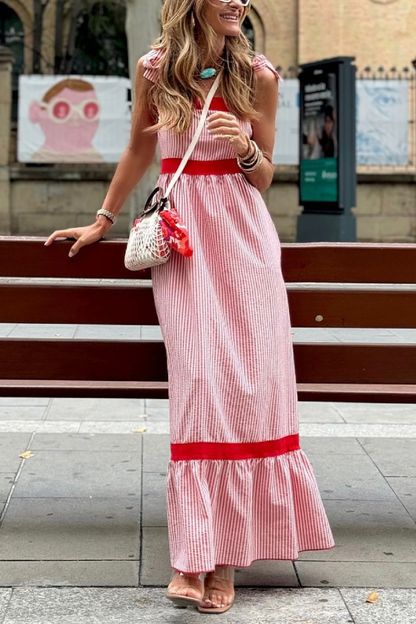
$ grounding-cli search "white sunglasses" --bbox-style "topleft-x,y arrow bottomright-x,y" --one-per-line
218,0 -> 251,6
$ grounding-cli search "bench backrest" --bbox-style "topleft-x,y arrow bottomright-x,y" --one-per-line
1,237 -> 416,401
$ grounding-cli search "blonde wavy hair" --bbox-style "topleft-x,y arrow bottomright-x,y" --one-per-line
143,0 -> 261,135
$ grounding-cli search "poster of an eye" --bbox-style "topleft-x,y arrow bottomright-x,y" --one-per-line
356,79 -> 408,166
18,75 -> 131,163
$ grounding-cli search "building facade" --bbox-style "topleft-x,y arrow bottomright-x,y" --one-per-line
1,0 -> 416,241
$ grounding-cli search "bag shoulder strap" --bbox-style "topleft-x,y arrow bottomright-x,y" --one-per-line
163,70 -> 223,198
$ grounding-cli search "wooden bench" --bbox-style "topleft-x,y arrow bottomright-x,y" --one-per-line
0,236 -> 416,403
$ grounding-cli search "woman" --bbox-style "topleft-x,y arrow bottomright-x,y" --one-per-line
319,105 -> 337,158
45,0 -> 335,614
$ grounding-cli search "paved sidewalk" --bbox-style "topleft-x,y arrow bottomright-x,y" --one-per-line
0,322 -> 415,622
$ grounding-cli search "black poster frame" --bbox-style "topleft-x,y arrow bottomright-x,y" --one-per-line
298,56 -> 356,214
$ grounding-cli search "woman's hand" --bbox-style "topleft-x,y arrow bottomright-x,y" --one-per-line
206,112 -> 251,157
43,215 -> 112,257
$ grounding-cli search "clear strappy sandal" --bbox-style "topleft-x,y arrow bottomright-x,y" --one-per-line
197,565 -> 235,614
166,570 -> 205,608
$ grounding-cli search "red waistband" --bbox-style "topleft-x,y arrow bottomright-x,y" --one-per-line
170,433 -> 301,461
161,158 -> 241,175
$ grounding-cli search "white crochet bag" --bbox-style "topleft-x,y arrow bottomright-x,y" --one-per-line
124,70 -> 223,271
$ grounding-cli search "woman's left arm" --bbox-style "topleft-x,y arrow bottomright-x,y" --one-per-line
206,68 -> 279,193
243,67 -> 279,193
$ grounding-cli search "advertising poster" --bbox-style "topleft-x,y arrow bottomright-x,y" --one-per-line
273,78 -> 410,168
273,79 -> 299,165
300,71 -> 338,202
356,79 -> 409,166
18,75 -> 131,163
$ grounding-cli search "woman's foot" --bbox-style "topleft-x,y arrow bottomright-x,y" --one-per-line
200,565 -> 235,610
166,570 -> 204,604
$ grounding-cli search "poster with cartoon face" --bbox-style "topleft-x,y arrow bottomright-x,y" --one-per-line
18,75 -> 131,163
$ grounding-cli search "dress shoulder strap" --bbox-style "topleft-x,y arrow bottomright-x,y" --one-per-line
142,47 -> 166,84
252,54 -> 283,83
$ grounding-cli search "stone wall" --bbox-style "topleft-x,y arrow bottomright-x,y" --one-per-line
6,168 -> 416,243
263,172 -> 416,243
353,177 -> 416,243
261,0 -> 416,70
8,167 -> 134,238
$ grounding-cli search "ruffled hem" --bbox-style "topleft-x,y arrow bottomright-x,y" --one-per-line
166,448 -> 335,574
171,547 -> 337,576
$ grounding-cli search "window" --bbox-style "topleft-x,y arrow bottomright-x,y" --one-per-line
0,3 -> 24,122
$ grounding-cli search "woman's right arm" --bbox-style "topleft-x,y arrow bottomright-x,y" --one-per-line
97,56 -> 159,224
44,56 -> 158,255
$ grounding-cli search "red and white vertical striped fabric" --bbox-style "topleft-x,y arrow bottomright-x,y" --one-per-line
143,48 -> 335,574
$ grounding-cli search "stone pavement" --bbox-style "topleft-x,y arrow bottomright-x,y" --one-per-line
0,321 -> 416,623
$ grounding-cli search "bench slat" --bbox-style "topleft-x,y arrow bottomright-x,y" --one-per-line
0,380 -> 414,402
0,380 -> 169,399
0,237 -> 143,279
294,343 -> 416,384
1,339 -> 415,384
0,283 -> 157,325
283,242 -> 416,283
297,383 -> 416,403
0,338 -> 168,381
287,288 -> 416,328
2,284 -> 416,328
2,238 -> 416,283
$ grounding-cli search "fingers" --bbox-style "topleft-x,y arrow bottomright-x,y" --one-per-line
68,237 -> 85,257
212,127 -> 239,139
207,112 -> 238,133
207,111 -> 236,121
44,225 -> 103,258
44,230 -> 76,246
69,229 -> 104,257
44,228 -> 81,257
208,119 -> 238,132
209,117 -> 237,126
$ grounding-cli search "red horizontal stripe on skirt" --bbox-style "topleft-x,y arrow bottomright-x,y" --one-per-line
171,433 -> 301,461
161,158 -> 241,175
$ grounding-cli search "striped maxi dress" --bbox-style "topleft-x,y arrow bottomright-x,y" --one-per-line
143,47 -> 335,574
